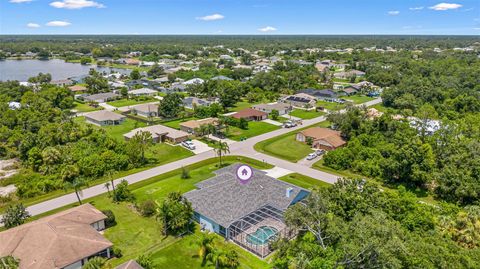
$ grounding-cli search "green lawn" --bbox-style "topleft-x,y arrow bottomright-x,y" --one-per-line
278,173 -> 331,190
162,117 -> 198,130
289,109 -> 326,120
254,121 -> 331,162
73,101 -> 103,112
227,121 -> 280,141
316,100 -> 346,111
107,98 -> 157,108
229,100 -> 263,112
343,95 -> 375,104
102,118 -> 147,141
312,159 -> 363,179
29,156 -> 274,268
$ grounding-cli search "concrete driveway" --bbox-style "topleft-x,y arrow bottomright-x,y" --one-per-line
188,140 -> 213,154
262,119 -> 283,126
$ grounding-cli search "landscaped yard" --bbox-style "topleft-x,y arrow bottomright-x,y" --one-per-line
343,95 -> 375,104
73,101 -> 103,112
74,116 -> 147,141
316,100 -> 346,111
254,121 -> 331,162
162,117 -> 198,129
289,109 -> 326,119
226,121 -> 280,141
278,173 -> 331,190
31,156 -> 274,269
228,100 -> 263,112
107,97 -> 157,108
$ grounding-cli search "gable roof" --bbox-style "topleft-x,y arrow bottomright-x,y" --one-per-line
299,127 -> 346,148
124,124 -> 189,140
232,108 -> 268,119
131,103 -> 159,114
115,260 -> 144,269
0,204 -> 112,269
184,164 -> 309,227
299,89 -> 337,98
179,118 -> 218,129
85,110 -> 126,122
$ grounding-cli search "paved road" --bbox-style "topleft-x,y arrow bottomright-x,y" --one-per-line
24,98 -> 382,216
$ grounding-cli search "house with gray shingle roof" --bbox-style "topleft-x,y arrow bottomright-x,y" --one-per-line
183,164 -> 310,257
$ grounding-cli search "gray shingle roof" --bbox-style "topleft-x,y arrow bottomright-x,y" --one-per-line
183,164 -> 309,228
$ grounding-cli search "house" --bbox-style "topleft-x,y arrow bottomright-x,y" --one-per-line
130,103 -> 159,118
115,260 -> 144,269
8,101 -> 21,110
298,89 -> 338,101
281,93 -> 316,108
180,118 -> 219,134
125,58 -> 140,66
124,125 -> 189,144
296,127 -> 346,150
68,85 -> 87,93
184,78 -> 205,85
0,204 -> 113,269
333,70 -> 366,79
127,88 -> 157,97
85,111 -> 126,126
83,92 -> 120,103
50,79 -> 73,87
211,75 -> 233,81
183,97 -> 212,109
184,164 -> 310,258
251,103 -> 293,115
232,108 -> 268,121
338,86 -> 359,96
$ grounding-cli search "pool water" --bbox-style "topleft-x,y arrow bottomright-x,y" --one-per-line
246,226 -> 278,245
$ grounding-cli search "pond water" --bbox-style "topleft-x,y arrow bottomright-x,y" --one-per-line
0,59 -> 131,81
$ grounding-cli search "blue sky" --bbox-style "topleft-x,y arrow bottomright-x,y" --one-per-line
1,0 -> 479,35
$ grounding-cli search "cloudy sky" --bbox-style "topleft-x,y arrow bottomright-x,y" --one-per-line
1,0 -> 479,34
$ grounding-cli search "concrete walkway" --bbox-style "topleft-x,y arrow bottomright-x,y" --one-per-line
22,98 -> 382,216
262,119 -> 283,126
98,102 -> 117,111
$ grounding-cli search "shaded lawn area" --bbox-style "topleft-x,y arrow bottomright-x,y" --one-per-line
30,156 -> 273,268
228,100 -> 263,112
316,100 -> 346,111
278,173 -> 331,190
254,121 -> 331,162
73,101 -> 103,112
107,98 -> 157,108
162,117 -> 198,130
343,95 -> 375,104
289,109 -> 326,120
227,121 -> 280,141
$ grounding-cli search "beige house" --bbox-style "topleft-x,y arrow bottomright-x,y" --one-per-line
84,111 -> 126,126
124,125 -> 189,144
0,204 -> 112,269
180,118 -> 219,134
131,103 -> 159,118
115,260 -> 144,269
296,127 -> 346,150
251,103 -> 293,115
281,93 -> 316,109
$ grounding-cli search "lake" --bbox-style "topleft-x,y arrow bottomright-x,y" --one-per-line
0,59 -> 131,81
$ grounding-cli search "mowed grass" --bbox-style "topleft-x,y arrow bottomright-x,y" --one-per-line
73,101 -> 103,112
254,121 -> 331,163
316,100 -> 346,111
107,98 -> 157,108
30,156 -> 273,269
227,121 -> 280,141
74,116 -> 146,141
162,117 -> 198,130
278,173 -> 331,190
289,109 -> 326,120
229,100 -> 263,112
343,95 -> 375,104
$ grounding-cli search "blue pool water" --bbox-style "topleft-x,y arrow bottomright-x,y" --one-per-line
246,226 -> 278,245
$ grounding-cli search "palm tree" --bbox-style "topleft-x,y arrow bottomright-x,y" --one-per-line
104,182 -> 111,196
194,232 -> 216,265
82,256 -> 106,269
215,141 -> 230,166
106,170 -> 116,193
207,248 -> 239,269
64,178 -> 87,205
0,256 -> 19,269
206,249 -> 225,269
155,200 -> 170,236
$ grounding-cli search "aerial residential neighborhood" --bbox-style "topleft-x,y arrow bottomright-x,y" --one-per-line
0,0 -> 479,269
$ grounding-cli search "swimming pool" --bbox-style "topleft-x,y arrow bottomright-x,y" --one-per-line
246,226 -> 278,245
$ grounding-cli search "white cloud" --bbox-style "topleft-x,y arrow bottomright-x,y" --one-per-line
50,0 -> 104,9
27,23 -> 40,28
258,26 -> 277,32
9,0 -> 33,3
429,3 -> 462,11
196,13 -> 225,21
388,10 -> 400,15
46,20 -> 71,27
409,7 -> 424,11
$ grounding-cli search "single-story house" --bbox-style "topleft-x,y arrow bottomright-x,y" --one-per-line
124,125 -> 189,144
184,78 -> 205,85
83,92 -> 120,103
68,85 -> 87,93
0,203 -> 112,269
296,127 -> 346,150
333,70 -> 366,79
115,260 -> 144,269
180,118 -> 219,134
211,75 -> 233,81
84,111 -> 126,126
50,79 -> 73,87
281,93 -> 316,108
184,164 -> 310,258
338,86 -> 359,96
183,97 -> 212,109
232,108 -> 268,121
130,103 -> 159,118
127,88 -> 157,97
251,103 -> 293,115
298,89 -> 338,101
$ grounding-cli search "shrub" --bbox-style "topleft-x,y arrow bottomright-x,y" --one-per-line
181,166 -> 190,179
111,246 -> 123,258
112,179 -> 136,202
137,254 -> 155,269
101,209 -> 116,228
140,200 -> 156,217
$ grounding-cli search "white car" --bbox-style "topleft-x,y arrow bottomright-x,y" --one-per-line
306,153 -> 317,160
182,141 -> 196,150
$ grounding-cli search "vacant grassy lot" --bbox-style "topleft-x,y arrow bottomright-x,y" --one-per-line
107,98 -> 157,108
228,100 -> 263,112
343,95 -> 375,104
289,109 -> 326,119
73,101 -> 103,112
278,173 -> 331,190
254,121 -> 331,162
316,100 -> 346,111
227,121 -> 280,141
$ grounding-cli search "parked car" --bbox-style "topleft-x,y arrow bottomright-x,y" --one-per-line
306,153 -> 317,160
283,120 -> 297,128
315,149 -> 325,156
182,141 -> 196,150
